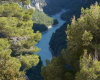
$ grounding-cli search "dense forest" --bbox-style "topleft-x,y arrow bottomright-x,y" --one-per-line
42,2 -> 100,80
49,0 -> 100,56
43,0 -> 80,16
32,9 -> 58,32
1,0 -> 100,80
18,0 -> 59,33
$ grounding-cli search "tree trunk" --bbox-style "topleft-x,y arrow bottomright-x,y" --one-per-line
94,48 -> 98,60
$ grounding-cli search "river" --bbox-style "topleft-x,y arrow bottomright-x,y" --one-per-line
36,10 -> 67,66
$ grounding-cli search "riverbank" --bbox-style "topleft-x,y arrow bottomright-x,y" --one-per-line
36,12 -> 66,66
49,46 -> 54,56
41,24 -> 59,33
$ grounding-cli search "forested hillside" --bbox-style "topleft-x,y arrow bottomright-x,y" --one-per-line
30,0 -> 58,32
42,2 -> 100,80
43,0 -> 80,16
49,0 -> 100,56
32,9 -> 58,32
1,0 -> 100,80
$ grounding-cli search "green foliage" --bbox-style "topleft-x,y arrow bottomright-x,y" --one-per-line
20,0 -> 30,5
25,8 -> 34,15
82,30 -> 93,46
41,56 -> 69,80
76,53 -> 100,80
0,51 -> 26,80
0,1 -> 41,80
49,22 -> 67,56
66,2 -> 100,61
0,40 -> 25,80
0,0 -> 30,5
62,2 -> 100,79
49,0 -> 100,57
0,3 -> 41,54
48,2 -> 100,80
32,9 -> 58,32
0,39 -> 10,51
26,57 -> 44,80
20,54 -> 39,70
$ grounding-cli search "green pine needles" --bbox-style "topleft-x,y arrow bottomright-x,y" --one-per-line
0,1 -> 41,80
41,2 -> 100,80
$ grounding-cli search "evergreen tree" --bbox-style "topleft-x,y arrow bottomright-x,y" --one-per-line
41,56 -> 74,80
76,50 -> 100,80
0,39 -> 25,80
42,2 -> 100,80
62,2 -> 100,79
63,2 -> 100,72
0,0 -> 41,79
0,0 -> 30,5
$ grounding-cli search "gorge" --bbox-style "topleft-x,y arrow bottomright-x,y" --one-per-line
36,9 -> 67,66
27,0 -> 100,80
1,0 -> 100,80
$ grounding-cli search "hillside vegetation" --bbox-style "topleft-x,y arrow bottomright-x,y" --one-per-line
49,0 -> 100,56
32,9 -> 58,32
42,2 -> 100,80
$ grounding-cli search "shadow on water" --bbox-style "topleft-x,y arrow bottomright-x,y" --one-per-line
35,13 -> 66,66
32,23 -> 48,33
53,19 -> 58,25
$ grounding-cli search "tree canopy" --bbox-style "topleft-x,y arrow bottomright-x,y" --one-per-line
41,2 -> 100,80
0,1 -> 41,80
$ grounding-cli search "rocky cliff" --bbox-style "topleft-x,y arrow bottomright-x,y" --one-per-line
31,0 -> 47,11
49,0 -> 100,56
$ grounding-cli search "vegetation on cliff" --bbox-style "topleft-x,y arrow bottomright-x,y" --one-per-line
42,2 -> 100,80
32,9 -> 58,32
49,0 -> 100,56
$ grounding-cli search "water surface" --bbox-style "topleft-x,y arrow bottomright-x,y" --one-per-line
36,12 -> 66,66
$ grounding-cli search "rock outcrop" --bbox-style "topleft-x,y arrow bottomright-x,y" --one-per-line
31,0 -> 47,11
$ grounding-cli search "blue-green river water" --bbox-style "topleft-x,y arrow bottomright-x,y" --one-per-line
36,10 -> 66,66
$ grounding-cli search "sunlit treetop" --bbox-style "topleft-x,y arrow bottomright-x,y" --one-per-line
0,0 -> 30,5
0,3 -> 41,54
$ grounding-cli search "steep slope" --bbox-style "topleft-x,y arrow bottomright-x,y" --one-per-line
32,9 -> 58,32
26,57 -> 43,80
31,0 -> 58,32
49,0 -> 100,56
43,0 -> 81,15
31,0 -> 46,11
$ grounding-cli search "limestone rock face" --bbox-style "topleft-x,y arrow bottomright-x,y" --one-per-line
31,0 -> 47,11
24,4 -> 35,10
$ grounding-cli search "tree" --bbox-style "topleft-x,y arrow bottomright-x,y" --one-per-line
76,50 -> 100,80
58,2 -> 100,79
0,3 -> 41,54
62,2 -> 100,72
0,39 -> 25,80
41,1 -> 100,80
41,56 -> 73,80
0,0 -> 30,5
0,1 -> 41,79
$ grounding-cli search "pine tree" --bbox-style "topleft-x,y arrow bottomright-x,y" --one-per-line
42,2 -> 100,80
63,2 -> 100,72
0,0 -> 41,79
76,50 -> 100,80
41,56 -> 74,80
